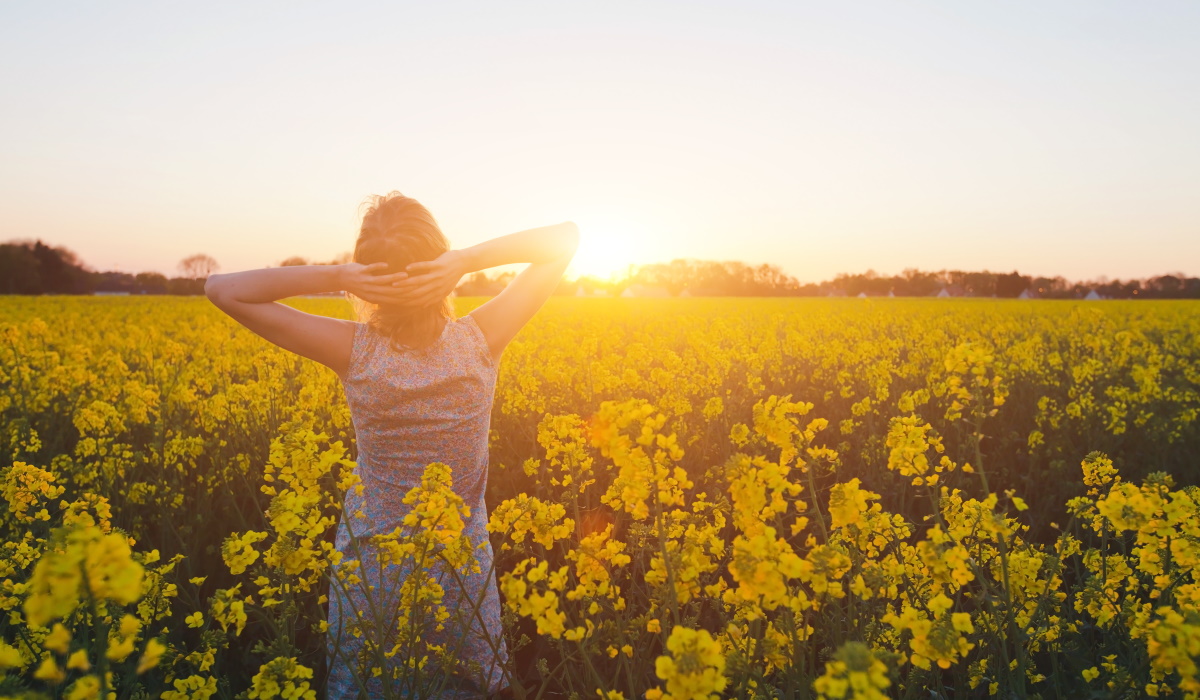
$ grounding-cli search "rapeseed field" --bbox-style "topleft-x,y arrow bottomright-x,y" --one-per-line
1,297 -> 1198,699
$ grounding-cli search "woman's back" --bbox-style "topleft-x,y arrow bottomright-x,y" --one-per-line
329,313 -> 507,698
341,313 -> 497,534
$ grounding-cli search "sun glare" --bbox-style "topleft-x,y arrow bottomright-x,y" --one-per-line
569,223 -> 643,281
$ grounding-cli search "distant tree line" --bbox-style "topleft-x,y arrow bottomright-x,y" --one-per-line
0,240 -> 218,295
558,262 -> 1200,299
809,268 -> 1200,299
3,240 -> 1198,299
616,260 -> 803,296
0,240 -> 93,294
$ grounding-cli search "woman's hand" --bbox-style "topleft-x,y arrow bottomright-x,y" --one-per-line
385,250 -> 468,307
338,262 -> 412,305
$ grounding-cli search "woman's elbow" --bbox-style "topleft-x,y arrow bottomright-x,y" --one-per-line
204,274 -> 231,305
559,222 -> 581,258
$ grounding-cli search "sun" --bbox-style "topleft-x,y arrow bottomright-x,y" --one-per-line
568,223 -> 642,281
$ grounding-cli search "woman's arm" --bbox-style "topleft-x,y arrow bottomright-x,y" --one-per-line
204,262 -> 406,377
386,222 -> 580,362
380,222 -> 581,306
454,221 -> 582,272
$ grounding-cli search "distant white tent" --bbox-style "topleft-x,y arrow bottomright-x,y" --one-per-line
857,291 -> 868,298
620,287 -> 635,298
936,288 -> 951,298
887,290 -> 895,297
1084,289 -> 1103,300
1018,288 -> 1036,299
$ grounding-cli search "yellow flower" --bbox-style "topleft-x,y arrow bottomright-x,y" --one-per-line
1096,482 -> 1158,533
162,675 -> 219,700
211,587 -> 248,636
883,602 -> 975,671
24,526 -> 145,628
813,642 -> 891,699
488,494 -> 575,549
0,641 -> 25,669
106,636 -> 136,663
64,674 -> 103,700
884,415 -> 949,483
45,623 -> 72,654
66,649 -> 90,671
499,558 -> 571,639
137,638 -> 166,674
222,531 -> 268,576
247,657 -> 316,700
827,478 -> 879,530
650,626 -> 727,700
83,531 -> 144,604
1,462 -> 65,523
33,655 -> 66,684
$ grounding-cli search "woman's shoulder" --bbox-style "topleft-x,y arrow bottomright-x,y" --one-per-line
452,314 -> 498,371
348,317 -> 492,368
342,321 -> 377,374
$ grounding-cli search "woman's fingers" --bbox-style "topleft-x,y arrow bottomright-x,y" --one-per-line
353,262 -> 452,305
366,271 -> 408,284
386,278 -> 419,292
357,278 -> 418,297
388,277 -> 444,294
352,290 -> 388,305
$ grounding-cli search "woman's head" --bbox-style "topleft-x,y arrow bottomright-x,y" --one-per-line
352,191 -> 455,350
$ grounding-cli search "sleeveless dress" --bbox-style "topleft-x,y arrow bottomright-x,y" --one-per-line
327,314 -> 508,699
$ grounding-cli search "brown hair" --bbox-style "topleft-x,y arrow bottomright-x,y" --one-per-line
351,191 -> 455,351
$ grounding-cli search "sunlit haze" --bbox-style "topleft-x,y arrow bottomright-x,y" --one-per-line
1,2 -> 1197,282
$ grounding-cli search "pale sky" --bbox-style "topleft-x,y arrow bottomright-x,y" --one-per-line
1,1 -> 1197,283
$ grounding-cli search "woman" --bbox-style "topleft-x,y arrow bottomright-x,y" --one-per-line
205,192 -> 579,698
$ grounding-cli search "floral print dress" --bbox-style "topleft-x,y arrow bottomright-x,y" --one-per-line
326,315 -> 508,699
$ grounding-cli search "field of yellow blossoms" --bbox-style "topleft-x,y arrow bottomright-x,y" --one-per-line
1,296 -> 1199,700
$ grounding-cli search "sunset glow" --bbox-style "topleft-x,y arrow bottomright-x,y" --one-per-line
568,222 -> 645,281
1,3 -> 1198,281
